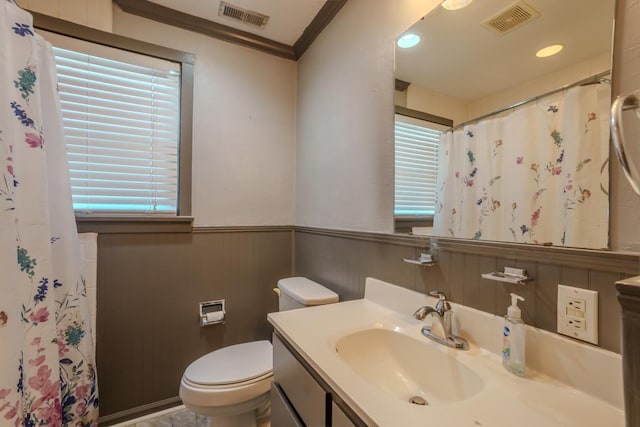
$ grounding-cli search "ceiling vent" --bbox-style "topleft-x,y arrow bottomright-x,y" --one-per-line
218,1 -> 269,28
482,1 -> 540,35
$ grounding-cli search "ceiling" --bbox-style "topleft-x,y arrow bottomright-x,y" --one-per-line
147,0 -> 326,45
394,0 -> 615,101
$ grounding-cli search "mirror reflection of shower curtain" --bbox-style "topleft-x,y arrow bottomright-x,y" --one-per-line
433,84 -> 610,248
0,2 -> 98,425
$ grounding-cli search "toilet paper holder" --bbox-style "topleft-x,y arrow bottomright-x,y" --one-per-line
199,300 -> 226,326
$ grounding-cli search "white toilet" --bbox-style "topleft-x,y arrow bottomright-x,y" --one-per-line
179,277 -> 339,427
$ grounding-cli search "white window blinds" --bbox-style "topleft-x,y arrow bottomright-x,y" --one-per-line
394,114 -> 443,217
47,32 -> 181,214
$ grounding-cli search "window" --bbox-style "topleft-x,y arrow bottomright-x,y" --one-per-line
394,114 -> 445,217
40,29 -> 193,217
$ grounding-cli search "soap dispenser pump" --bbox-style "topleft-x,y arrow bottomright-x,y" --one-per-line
502,293 -> 526,377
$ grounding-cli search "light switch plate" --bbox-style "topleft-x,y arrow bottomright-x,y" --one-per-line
557,284 -> 598,344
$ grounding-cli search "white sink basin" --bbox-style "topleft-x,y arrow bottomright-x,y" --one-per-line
335,328 -> 484,405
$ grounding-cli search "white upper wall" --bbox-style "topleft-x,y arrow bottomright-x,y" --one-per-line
467,52 -> 611,120
112,8 -> 297,227
405,84 -> 469,125
296,0 -> 638,251
295,0 -> 441,233
610,0 -> 640,252
19,0 -> 297,227
16,0 -> 639,250
16,0 -> 112,31
403,52 -> 610,127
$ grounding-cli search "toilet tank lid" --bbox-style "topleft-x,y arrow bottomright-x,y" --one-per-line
277,277 -> 339,306
184,340 -> 272,386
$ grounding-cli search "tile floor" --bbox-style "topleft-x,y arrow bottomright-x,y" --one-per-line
115,406 -> 270,427
115,406 -> 200,427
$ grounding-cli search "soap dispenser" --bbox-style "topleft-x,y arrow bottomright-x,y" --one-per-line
502,293 -> 526,377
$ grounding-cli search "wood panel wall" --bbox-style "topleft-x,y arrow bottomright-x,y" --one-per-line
294,228 -> 640,354
94,226 -> 638,424
96,229 -> 292,424
617,277 -> 640,427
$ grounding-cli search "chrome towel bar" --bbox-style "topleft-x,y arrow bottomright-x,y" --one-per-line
611,91 -> 640,196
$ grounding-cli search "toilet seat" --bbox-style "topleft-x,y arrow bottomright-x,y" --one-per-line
179,340 -> 273,415
183,340 -> 272,386
180,372 -> 272,409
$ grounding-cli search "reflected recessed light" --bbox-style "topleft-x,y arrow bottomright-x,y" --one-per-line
397,33 -> 421,49
536,44 -> 564,58
441,0 -> 473,10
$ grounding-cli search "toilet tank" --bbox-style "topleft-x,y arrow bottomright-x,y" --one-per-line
277,277 -> 339,311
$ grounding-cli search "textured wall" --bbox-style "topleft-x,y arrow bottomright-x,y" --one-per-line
294,229 -> 640,354
16,0 -> 112,31
610,0 -> 640,252
616,277 -> 640,427
96,230 -> 292,422
612,1 -> 640,424
296,0 -> 640,252
467,52 -> 611,121
295,0 -> 441,233
113,7 -> 297,228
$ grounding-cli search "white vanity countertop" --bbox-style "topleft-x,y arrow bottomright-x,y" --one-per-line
268,278 -> 625,427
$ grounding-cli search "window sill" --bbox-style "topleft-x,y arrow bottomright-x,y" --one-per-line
394,216 -> 433,234
75,215 -> 193,234
395,215 -> 434,221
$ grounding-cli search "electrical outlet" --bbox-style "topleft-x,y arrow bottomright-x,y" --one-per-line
557,284 -> 598,344
565,318 -> 585,332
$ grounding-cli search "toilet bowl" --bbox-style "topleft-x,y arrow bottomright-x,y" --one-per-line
179,277 -> 338,426
180,340 -> 272,418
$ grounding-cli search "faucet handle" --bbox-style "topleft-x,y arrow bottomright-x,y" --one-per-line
413,306 -> 429,320
429,290 -> 451,313
429,290 -> 448,300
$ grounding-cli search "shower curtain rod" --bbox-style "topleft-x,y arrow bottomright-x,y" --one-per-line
449,70 -> 611,131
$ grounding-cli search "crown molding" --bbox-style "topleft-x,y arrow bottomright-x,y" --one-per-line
113,0 -> 348,61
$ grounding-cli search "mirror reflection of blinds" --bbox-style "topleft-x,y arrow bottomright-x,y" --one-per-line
394,118 -> 441,216
53,46 -> 181,214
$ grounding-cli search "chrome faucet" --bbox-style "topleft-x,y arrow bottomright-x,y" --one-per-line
413,291 -> 469,350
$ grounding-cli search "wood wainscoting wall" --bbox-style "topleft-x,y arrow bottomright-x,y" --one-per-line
95,227 -> 293,424
293,227 -> 640,354
617,276 -> 640,427
94,224 -> 638,424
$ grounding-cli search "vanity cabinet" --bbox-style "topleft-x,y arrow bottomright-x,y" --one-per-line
272,333 -> 364,427
272,333 -> 328,426
270,383 -> 303,427
331,402 -> 357,427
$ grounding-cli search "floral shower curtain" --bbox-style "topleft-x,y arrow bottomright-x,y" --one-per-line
433,83 -> 610,248
0,2 -> 98,426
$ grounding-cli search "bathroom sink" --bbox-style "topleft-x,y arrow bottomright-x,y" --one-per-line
335,328 -> 484,405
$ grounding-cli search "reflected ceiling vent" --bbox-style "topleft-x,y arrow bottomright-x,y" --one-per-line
482,1 -> 540,35
218,1 -> 269,28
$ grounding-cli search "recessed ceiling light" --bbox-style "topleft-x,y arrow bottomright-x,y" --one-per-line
441,0 -> 473,10
397,33 -> 421,49
536,44 -> 564,58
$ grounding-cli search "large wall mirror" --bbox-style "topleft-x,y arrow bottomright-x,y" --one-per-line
393,0 -> 615,250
